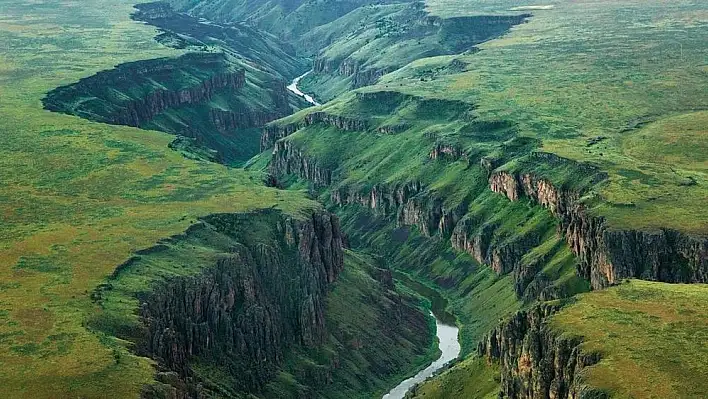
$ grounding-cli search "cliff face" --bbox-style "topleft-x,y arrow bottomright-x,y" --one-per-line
305,111 -> 369,131
478,304 -> 605,399
261,112 -> 368,151
270,140 -> 562,299
488,155 -> 708,289
138,210 -> 344,397
112,70 -> 246,127
270,139 -> 333,187
312,56 -> 392,88
308,11 -> 530,94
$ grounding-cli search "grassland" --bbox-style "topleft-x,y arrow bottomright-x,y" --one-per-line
0,0 -> 312,397
552,280 -> 708,399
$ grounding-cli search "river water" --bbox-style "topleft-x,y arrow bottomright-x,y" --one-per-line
382,313 -> 461,399
286,71 -> 320,106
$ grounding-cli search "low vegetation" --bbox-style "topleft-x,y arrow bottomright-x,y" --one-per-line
553,280 -> 708,399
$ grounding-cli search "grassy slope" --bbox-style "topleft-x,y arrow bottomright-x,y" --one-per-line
331,204 -> 527,356
267,0 -> 707,396
552,280 -> 708,399
285,0 -> 708,235
407,358 -> 500,399
0,0 -> 312,397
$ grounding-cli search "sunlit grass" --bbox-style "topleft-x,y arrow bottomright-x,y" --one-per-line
553,280 -> 708,399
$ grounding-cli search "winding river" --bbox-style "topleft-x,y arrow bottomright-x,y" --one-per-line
287,71 -> 320,106
287,72 -> 461,398
383,313 -> 461,399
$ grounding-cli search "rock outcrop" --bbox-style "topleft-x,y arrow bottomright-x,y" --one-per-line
488,153 -> 708,289
138,210 -> 344,396
270,140 -> 558,292
261,122 -> 303,151
304,111 -> 369,131
271,139 -> 334,187
261,112 -> 368,151
429,143 -> 464,160
43,53 -> 246,128
478,304 -> 605,399
114,70 -> 246,127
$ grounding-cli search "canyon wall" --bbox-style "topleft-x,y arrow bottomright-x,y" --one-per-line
488,154 -> 708,289
270,139 -> 571,301
138,210 -> 344,397
478,304 -> 605,399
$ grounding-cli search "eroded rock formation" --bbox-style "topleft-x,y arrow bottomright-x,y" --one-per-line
488,154 -> 708,289
478,304 -> 605,399
138,210 -> 344,397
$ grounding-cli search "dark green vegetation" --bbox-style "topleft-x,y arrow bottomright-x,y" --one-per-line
267,250 -> 437,399
89,208 -> 434,398
260,0 -> 708,397
299,4 -> 529,101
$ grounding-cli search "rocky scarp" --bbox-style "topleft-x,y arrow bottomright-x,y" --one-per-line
134,209 -> 344,397
478,303 -> 605,399
489,153 -> 708,289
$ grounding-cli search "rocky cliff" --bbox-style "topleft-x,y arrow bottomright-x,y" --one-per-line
478,304 -> 605,399
43,53 -> 245,127
114,70 -> 246,127
137,210 -> 345,397
270,139 -> 567,300
270,140 -> 334,187
306,10 -> 530,94
488,153 -> 708,289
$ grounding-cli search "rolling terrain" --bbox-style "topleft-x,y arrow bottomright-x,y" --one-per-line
0,0 -> 706,398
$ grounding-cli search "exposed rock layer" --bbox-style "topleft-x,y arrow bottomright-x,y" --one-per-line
478,304 -> 605,399
138,210 -> 344,397
488,156 -> 708,289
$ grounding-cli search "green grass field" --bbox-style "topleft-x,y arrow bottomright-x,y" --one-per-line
553,280 -> 708,399
0,0 -> 313,396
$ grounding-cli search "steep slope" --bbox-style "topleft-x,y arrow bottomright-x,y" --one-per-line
0,0 -> 437,396
166,0 -> 405,40
298,3 -> 530,100
476,280 -> 708,399
91,209 -> 436,398
43,52 -> 302,165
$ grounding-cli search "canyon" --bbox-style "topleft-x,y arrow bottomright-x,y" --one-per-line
2,0 -> 706,398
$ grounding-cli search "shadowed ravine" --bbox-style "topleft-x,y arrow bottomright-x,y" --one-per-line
286,74 -> 462,399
